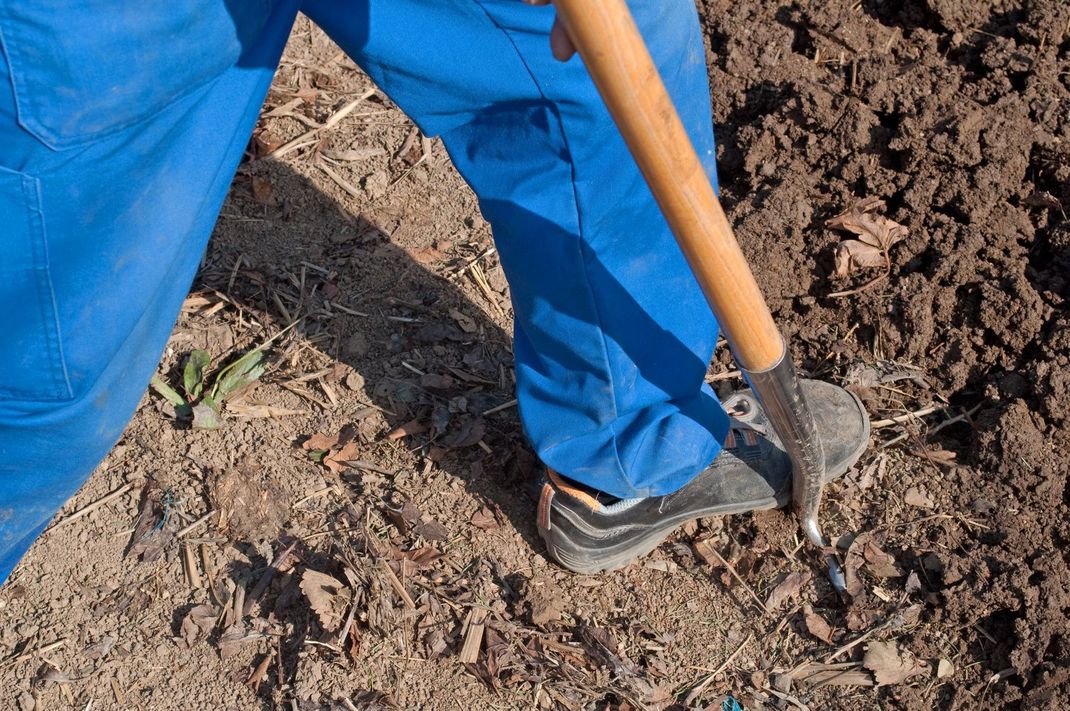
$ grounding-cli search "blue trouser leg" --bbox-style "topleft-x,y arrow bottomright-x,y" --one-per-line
0,0 -> 301,583
306,0 -> 729,498
0,0 -> 728,585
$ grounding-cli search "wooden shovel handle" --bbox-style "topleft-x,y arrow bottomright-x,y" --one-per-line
552,0 -> 784,371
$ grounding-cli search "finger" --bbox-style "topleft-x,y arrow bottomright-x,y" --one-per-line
549,16 -> 576,61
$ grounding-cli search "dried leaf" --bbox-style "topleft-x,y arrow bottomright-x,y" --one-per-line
250,176 -> 274,205
324,441 -> 361,473
863,641 -> 928,685
470,507 -> 499,531
910,445 -> 958,467
303,432 -> 339,451
834,239 -> 886,277
345,371 -> 366,391
440,417 -> 485,449
385,499 -> 422,534
637,681 -> 676,710
765,570 -> 812,610
125,479 -> 176,562
180,604 -> 218,647
644,559 -> 678,573
405,546 -> 444,569
937,658 -> 955,679
803,606 -> 835,644
38,666 -> 81,685
844,361 -> 928,389
217,623 -> 262,659
385,418 -> 429,441
450,308 -> 478,334
845,533 -> 901,591
526,587 -> 563,628
413,518 -> 449,542
84,636 -> 115,661
424,629 -> 448,658
826,197 -> 908,250
351,690 -> 400,710
899,604 -> 923,627
252,128 -> 283,156
300,569 -> 351,632
420,373 -> 456,390
245,654 -> 273,690
903,487 -> 935,509
863,539 -> 902,578
692,537 -> 722,567
431,402 -> 452,433
577,624 -> 638,676
1024,191 -> 1061,209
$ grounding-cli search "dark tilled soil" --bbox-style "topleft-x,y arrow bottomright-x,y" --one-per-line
1,2 -> 1067,710
703,0 -> 1069,706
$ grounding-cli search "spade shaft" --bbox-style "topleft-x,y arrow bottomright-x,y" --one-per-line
552,0 -> 845,590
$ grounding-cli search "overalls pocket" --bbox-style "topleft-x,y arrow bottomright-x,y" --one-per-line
0,166 -> 71,402
0,0 -> 269,149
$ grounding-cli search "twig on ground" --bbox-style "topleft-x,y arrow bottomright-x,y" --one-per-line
317,159 -> 362,200
706,370 -> 743,382
325,300 -> 370,317
762,685 -> 812,709
468,262 -> 504,316
683,634 -> 754,705
183,543 -> 202,588
927,403 -> 983,436
245,652 -> 273,690
293,486 -> 338,507
278,381 -> 330,409
176,510 -> 216,538
0,639 -> 66,670
829,266 -> 889,299
343,460 -> 394,477
871,405 -> 946,429
388,153 -> 429,188
481,398 -> 517,416
47,483 -> 133,532
337,579 -> 361,649
380,561 -> 416,610
824,616 -> 897,663
694,539 -> 770,615
447,247 -> 496,282
458,608 -> 487,664
244,540 -> 298,617
262,88 -> 377,160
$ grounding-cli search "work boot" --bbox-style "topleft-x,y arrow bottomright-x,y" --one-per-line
536,379 -> 869,574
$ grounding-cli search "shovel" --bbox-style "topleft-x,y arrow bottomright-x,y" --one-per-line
551,0 -> 848,590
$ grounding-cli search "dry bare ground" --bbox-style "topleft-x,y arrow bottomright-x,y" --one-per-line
2,1 -> 1068,709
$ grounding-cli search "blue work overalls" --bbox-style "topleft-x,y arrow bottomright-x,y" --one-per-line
0,0 -> 727,582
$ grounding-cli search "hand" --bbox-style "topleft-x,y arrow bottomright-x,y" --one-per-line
523,0 -> 576,61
